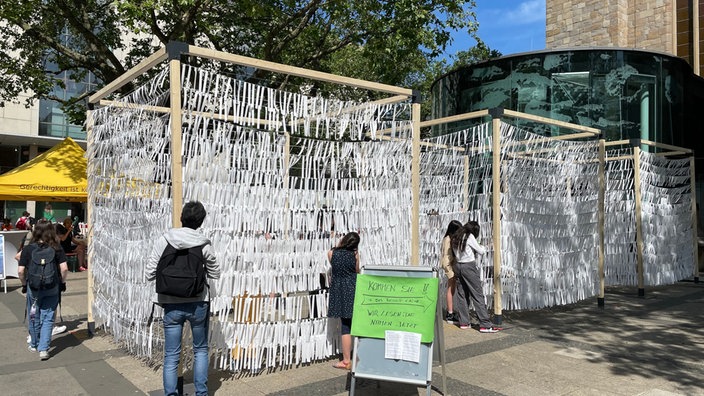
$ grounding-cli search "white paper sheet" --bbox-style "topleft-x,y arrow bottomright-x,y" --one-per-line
384,330 -> 421,363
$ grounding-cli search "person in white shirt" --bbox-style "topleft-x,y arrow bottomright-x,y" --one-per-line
451,220 -> 501,333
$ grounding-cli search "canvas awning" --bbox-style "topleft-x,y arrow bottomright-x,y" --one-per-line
0,137 -> 87,202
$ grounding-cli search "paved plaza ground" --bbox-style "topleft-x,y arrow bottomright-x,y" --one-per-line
1,270 -> 703,395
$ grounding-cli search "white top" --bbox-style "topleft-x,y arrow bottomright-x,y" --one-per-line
452,234 -> 486,263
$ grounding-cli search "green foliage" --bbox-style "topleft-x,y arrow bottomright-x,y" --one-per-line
415,39 -> 501,122
0,0 -> 483,125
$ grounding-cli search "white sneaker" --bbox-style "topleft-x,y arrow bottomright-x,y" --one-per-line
27,335 -> 31,344
28,345 -> 37,352
39,351 -> 49,360
51,325 -> 67,336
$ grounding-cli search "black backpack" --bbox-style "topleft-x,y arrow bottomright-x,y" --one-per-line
155,243 -> 207,297
27,244 -> 59,291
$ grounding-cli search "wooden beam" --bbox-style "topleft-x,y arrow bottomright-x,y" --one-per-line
502,109 -> 601,135
690,157 -> 699,281
655,151 -> 689,157
695,0 -> 700,76
604,139 -> 632,147
418,109 -> 490,128
186,45 -> 414,97
410,101 -> 421,266
606,139 -> 692,155
300,94 -> 410,128
463,156 -> 469,212
597,140 -> 606,307
491,117 -> 503,321
633,146 -> 645,296
505,152 -> 600,164
99,99 -> 284,128
89,47 -> 168,103
85,110 -> 96,335
91,43 -> 414,108
169,59 -> 184,227
639,139 -> 692,154
605,155 -> 634,162
99,100 -> 169,113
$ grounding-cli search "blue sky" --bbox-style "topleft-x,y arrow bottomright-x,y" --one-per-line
444,0 -> 546,58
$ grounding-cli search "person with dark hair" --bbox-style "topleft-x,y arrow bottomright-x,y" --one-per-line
327,231 -> 360,370
15,211 -> 31,230
56,217 -> 88,271
145,201 -> 219,396
17,219 -> 69,360
440,220 -> 462,323
17,219 -> 68,338
451,221 -> 501,333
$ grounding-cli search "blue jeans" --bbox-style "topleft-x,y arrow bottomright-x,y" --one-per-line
162,302 -> 210,396
28,289 -> 59,352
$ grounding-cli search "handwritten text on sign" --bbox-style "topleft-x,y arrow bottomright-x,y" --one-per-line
351,274 -> 438,343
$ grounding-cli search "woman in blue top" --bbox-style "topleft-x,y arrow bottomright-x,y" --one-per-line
327,231 -> 360,369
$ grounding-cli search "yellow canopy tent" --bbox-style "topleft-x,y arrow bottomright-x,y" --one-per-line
0,137 -> 87,202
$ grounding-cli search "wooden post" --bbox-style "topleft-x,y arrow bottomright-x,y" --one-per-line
85,110 -> 95,335
597,140 -> 606,307
695,0 -> 701,76
690,156 -> 699,283
633,146 -> 645,297
491,114 -> 502,323
410,92 -> 421,266
168,55 -> 186,394
169,58 -> 184,226
283,132 -> 291,240
463,156 -> 470,212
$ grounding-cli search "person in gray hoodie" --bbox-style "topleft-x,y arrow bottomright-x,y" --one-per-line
146,201 -> 220,396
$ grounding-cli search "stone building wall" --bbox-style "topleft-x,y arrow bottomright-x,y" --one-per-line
546,0 -> 674,54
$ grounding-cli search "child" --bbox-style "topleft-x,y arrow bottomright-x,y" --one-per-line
451,221 -> 501,333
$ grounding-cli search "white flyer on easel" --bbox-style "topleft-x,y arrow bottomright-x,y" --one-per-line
384,330 -> 421,363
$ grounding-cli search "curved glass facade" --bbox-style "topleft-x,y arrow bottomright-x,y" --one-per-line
431,48 -> 704,150
431,47 -> 704,232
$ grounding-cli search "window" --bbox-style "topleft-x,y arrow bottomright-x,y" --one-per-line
38,28 -> 99,139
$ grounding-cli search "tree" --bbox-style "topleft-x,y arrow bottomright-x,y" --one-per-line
0,0 -> 480,124
450,40 -> 502,70
412,39 -> 501,122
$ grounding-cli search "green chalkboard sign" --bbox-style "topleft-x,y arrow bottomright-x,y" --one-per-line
351,274 -> 438,343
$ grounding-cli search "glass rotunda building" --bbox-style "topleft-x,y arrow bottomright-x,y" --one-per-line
431,48 -> 704,153
431,48 -> 704,228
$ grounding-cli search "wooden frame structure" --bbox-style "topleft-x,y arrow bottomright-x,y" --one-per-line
420,109 -> 698,320
420,108 -> 602,322
84,42 -> 699,380
86,41 -> 418,334
604,139 -> 698,293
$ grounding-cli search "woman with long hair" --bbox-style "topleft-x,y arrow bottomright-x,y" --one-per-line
440,220 -> 462,322
17,219 -> 68,360
451,221 -> 501,333
327,231 -> 360,369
